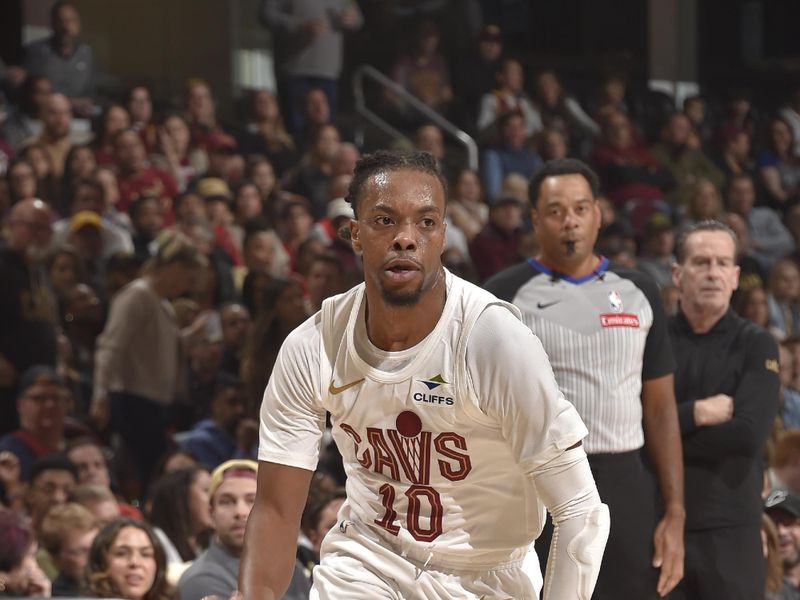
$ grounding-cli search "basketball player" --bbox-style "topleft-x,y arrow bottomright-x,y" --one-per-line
240,151 -> 609,599
485,158 -> 685,599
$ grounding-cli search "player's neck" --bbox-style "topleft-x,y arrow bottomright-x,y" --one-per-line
364,275 -> 447,352
536,252 -> 600,279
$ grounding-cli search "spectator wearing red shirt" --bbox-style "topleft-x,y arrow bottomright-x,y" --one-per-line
114,129 -> 178,216
590,111 -> 674,224
469,194 -> 525,283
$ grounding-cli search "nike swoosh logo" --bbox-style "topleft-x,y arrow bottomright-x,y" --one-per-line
537,300 -> 561,309
329,378 -> 365,395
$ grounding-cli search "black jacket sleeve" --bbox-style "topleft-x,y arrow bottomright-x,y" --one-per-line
682,328 -> 779,460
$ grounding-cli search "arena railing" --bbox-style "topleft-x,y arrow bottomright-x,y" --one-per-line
352,64 -> 479,172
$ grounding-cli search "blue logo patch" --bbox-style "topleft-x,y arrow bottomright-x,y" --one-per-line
421,374 -> 448,390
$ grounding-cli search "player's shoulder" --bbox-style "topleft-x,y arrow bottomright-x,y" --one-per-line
475,302 -> 531,337
482,261 -> 540,302
281,312 -> 323,361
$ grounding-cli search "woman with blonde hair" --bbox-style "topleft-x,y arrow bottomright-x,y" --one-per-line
92,230 -> 208,494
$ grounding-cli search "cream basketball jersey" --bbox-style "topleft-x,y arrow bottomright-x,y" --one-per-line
259,271 -> 587,569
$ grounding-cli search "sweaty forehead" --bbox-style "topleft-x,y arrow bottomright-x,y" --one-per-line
362,169 -> 444,209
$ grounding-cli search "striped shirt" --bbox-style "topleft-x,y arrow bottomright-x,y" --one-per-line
485,257 -> 675,454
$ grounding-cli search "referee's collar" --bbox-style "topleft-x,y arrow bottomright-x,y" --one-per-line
528,255 -> 609,284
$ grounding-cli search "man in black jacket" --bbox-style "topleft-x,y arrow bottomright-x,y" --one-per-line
669,219 -> 780,599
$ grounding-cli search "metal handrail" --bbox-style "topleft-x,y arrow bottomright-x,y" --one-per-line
352,64 -> 479,171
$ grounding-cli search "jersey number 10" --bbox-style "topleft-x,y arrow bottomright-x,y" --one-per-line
375,483 -> 443,542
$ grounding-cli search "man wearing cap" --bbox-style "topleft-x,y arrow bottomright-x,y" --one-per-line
469,193 -> 525,282
204,133 -> 244,186
765,489 -> 800,598
0,366 -> 70,480
196,177 -> 245,264
0,199 -> 59,434
52,177 -> 133,260
177,459 -> 310,600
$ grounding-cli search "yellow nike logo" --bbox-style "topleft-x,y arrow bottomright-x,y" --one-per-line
329,378 -> 365,395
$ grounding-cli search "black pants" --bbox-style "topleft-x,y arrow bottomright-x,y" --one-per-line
536,449 -> 660,600
671,525 -> 764,600
109,392 -> 169,491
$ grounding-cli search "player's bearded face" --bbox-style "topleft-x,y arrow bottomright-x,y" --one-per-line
351,169 -> 447,306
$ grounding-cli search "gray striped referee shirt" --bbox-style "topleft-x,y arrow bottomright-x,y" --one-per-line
485,256 -> 675,454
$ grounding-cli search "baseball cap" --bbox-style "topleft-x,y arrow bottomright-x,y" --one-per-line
327,197 -> 354,222
208,459 -> 258,500
644,212 -> 673,236
17,365 -> 63,396
69,210 -> 102,233
765,489 -> 800,519
196,177 -> 233,201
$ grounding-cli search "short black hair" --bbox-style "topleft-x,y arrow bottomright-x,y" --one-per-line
724,172 -> 755,196
528,158 -> 600,209
345,150 -> 447,219
28,454 -> 79,485
675,219 -> 738,264
68,177 -> 104,207
129,195 -> 159,222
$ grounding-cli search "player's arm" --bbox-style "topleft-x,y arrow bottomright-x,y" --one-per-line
466,306 -> 609,599
240,461 -> 313,600
533,443 -> 609,600
641,374 -> 685,597
240,317 -> 324,599
636,272 -> 685,597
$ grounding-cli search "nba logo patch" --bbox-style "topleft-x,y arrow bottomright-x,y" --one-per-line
608,291 -> 623,313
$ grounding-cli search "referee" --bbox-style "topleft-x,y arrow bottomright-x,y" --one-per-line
485,158 -> 685,599
668,220 -> 780,599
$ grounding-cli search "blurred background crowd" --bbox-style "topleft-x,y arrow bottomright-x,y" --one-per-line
2,0 -> 800,599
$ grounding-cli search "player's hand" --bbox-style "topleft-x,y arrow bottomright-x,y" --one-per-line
693,394 -> 734,426
652,509 -> 685,597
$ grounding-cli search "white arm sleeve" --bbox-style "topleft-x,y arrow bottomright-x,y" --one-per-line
533,445 -> 610,600
466,305 -> 588,470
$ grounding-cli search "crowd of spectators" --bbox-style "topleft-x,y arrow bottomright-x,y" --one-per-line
2,1 -> 800,598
